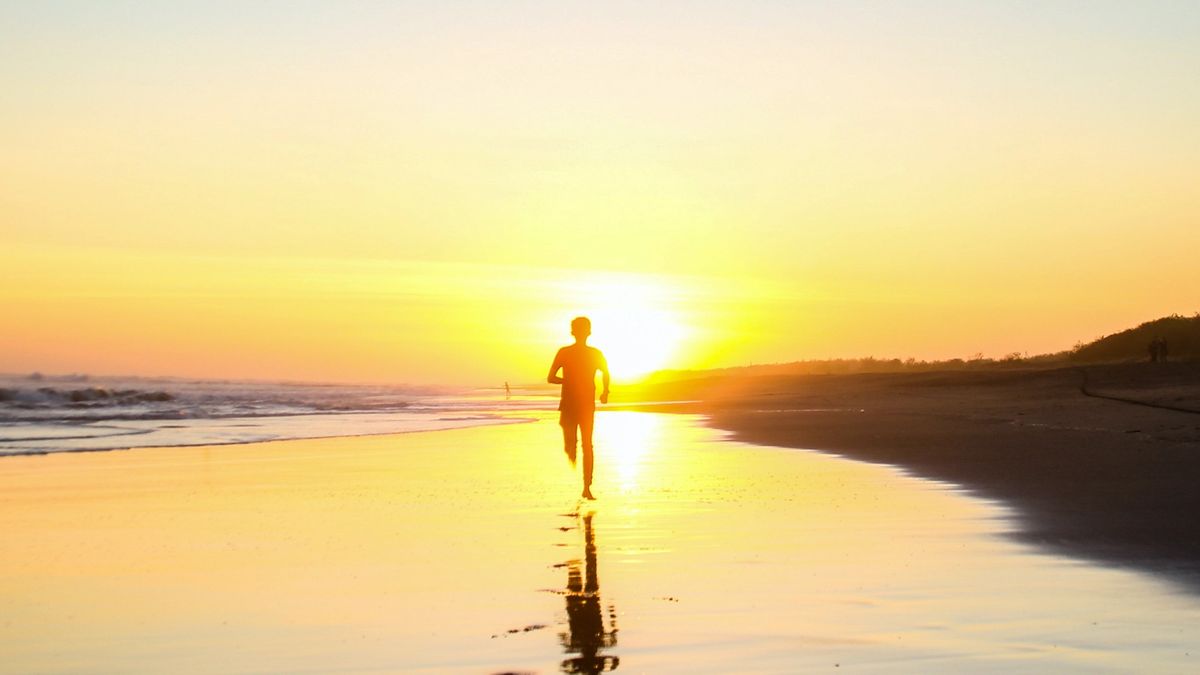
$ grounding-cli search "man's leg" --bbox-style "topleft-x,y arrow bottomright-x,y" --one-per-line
560,410 -> 578,465
580,408 -> 595,494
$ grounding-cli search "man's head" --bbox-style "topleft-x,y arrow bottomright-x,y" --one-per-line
571,316 -> 592,340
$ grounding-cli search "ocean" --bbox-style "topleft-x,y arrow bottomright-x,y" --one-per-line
0,373 -> 551,456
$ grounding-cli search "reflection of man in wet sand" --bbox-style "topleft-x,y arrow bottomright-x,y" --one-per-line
560,513 -> 618,674
548,316 -> 610,500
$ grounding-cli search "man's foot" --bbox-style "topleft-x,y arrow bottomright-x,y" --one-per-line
564,447 -> 577,467
582,487 -> 595,500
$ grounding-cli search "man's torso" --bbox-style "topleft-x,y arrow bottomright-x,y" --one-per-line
558,344 -> 603,410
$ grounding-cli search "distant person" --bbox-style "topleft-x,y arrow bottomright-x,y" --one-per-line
548,316 -> 610,500
504,381 -> 511,400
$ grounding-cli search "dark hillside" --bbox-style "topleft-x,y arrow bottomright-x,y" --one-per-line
1072,314 -> 1200,363
629,313 -> 1199,392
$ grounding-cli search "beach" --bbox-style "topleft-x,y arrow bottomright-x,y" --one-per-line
4,410 -> 1200,672
6,1 -> 1199,671
636,362 -> 1200,589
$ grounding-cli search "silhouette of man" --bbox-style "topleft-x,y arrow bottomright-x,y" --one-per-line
548,316 -> 610,500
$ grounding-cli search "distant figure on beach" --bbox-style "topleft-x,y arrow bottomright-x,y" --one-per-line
1149,336 -> 1168,363
504,381 -> 511,400
548,316 -> 610,500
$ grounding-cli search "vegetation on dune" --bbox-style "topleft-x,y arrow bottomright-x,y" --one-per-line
642,313 -> 1199,383
1070,314 -> 1200,363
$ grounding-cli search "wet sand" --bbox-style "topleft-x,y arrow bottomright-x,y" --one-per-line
4,411 -> 1200,672
630,362 -> 1200,589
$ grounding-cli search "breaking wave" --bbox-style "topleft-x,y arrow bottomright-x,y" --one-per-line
0,373 -> 555,456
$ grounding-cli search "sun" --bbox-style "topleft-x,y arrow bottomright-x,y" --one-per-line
552,274 -> 689,381
590,301 -> 685,381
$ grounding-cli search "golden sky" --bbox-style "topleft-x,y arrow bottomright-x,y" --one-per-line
2,3 -> 1198,384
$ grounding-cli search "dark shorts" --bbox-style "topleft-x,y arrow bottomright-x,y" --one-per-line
558,400 -> 595,428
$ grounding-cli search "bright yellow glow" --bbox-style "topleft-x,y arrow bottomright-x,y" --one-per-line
594,411 -> 659,492
593,304 -> 683,382
0,246 -> 745,385
3,5 -> 1199,383
550,275 -> 690,381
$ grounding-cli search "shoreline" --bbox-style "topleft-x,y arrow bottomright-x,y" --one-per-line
11,360 -> 1200,596
0,413 -> 537,458
629,362 -> 1200,591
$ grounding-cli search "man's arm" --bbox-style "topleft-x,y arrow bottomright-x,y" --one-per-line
547,349 -> 565,385
598,351 -> 610,404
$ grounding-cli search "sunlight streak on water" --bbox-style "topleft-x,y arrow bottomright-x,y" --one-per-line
597,411 -> 658,494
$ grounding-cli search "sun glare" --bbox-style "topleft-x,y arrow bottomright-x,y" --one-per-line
553,274 -> 689,381
596,412 -> 662,493
591,303 -> 684,381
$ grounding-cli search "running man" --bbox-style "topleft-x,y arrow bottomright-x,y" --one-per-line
547,316 -> 610,500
